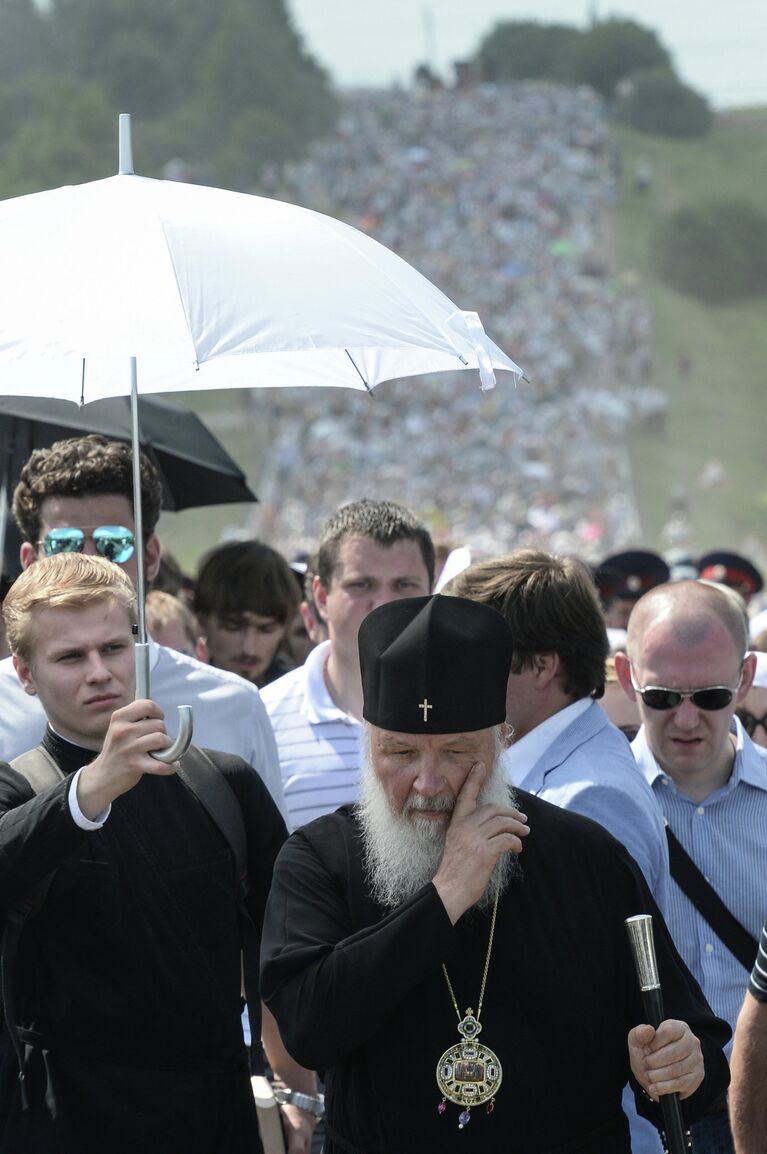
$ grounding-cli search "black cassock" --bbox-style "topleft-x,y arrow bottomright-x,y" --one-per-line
0,728 -> 286,1154
261,794 -> 730,1154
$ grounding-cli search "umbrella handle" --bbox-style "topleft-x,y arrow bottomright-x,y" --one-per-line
135,642 -> 194,762
151,704 -> 194,764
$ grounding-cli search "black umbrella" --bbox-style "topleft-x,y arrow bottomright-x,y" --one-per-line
0,393 -> 257,576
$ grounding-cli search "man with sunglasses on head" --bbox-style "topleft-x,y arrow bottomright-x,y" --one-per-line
0,434 -> 287,819
615,579 -> 767,1154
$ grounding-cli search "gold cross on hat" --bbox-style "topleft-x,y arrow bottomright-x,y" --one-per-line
419,699 -> 432,722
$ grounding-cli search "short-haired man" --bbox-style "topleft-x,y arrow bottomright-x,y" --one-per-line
446,549 -> 669,908
261,499 -> 433,830
616,580 -> 766,1154
194,539 -> 299,688
0,554 -> 316,1153
0,434 -> 287,818
261,595 -> 730,1153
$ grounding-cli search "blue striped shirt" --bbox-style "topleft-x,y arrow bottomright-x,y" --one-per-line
632,719 -> 767,1052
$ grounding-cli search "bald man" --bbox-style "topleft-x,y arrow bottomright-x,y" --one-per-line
616,581 -> 767,1154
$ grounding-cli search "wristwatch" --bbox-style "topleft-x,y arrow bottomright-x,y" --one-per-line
273,1088 -> 325,1119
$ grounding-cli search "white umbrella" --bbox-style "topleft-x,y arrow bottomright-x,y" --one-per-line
0,115 -> 524,758
0,119 -> 520,401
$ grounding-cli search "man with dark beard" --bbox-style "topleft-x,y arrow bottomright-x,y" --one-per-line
261,595 -> 730,1154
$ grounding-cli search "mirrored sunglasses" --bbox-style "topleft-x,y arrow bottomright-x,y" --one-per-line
630,676 -> 738,712
736,708 -> 767,736
40,525 -> 135,564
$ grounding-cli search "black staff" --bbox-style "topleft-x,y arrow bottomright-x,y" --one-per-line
625,914 -> 692,1154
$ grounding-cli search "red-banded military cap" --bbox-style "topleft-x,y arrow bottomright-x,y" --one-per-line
697,551 -> 763,600
595,550 -> 670,604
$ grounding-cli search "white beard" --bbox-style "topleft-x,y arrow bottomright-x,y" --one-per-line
358,728 -> 521,912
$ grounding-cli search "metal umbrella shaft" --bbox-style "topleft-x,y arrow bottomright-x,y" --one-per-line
130,356 -> 192,763
625,915 -> 691,1154
119,121 -> 191,765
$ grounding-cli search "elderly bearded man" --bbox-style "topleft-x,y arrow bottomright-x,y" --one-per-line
261,595 -> 730,1154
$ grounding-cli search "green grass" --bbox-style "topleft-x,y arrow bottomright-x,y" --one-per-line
612,112 -> 767,554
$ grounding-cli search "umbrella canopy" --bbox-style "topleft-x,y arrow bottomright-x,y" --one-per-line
0,165 -> 520,402
0,394 -> 256,512
0,115 -> 523,758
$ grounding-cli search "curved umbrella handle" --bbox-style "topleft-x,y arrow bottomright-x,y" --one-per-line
135,643 -> 194,763
151,704 -> 194,764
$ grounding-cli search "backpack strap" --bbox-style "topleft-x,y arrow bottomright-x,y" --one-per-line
3,745 -> 66,1106
10,746 -> 66,793
176,746 -> 264,1073
6,746 -> 66,922
176,746 -> 248,897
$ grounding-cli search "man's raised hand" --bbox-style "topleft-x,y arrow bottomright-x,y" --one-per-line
77,700 -> 178,819
433,761 -> 529,924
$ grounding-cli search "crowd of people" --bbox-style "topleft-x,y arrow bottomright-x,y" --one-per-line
247,82 -> 659,559
0,428 -> 765,1153
1,78 -> 767,1154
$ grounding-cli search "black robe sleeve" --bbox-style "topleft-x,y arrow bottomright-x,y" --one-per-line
0,766 -> 92,906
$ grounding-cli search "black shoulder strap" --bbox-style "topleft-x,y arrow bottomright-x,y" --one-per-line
176,746 -> 248,894
176,747 -> 264,1074
666,825 -> 758,971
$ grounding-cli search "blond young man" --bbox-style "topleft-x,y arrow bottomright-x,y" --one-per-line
0,554 -> 316,1154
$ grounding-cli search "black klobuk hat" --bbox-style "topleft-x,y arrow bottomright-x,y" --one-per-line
358,595 -> 513,734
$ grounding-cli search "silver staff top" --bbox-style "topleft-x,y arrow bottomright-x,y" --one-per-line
625,914 -> 661,992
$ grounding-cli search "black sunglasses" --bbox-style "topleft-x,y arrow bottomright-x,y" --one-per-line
736,709 -> 767,736
630,671 -> 742,712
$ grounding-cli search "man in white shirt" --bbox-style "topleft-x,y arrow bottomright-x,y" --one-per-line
0,434 -> 286,818
261,499 -> 433,830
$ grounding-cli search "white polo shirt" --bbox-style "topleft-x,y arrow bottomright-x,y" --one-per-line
260,640 -> 362,831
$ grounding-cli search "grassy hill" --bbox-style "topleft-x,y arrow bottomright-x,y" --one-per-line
611,110 -> 767,560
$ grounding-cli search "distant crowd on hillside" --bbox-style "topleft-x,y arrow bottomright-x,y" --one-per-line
248,82 -> 664,559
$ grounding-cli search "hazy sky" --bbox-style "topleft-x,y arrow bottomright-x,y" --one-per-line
289,1 -> 767,109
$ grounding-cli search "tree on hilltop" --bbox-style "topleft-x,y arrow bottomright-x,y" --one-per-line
475,16 -> 672,98
573,18 -> 671,98
477,21 -> 583,84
